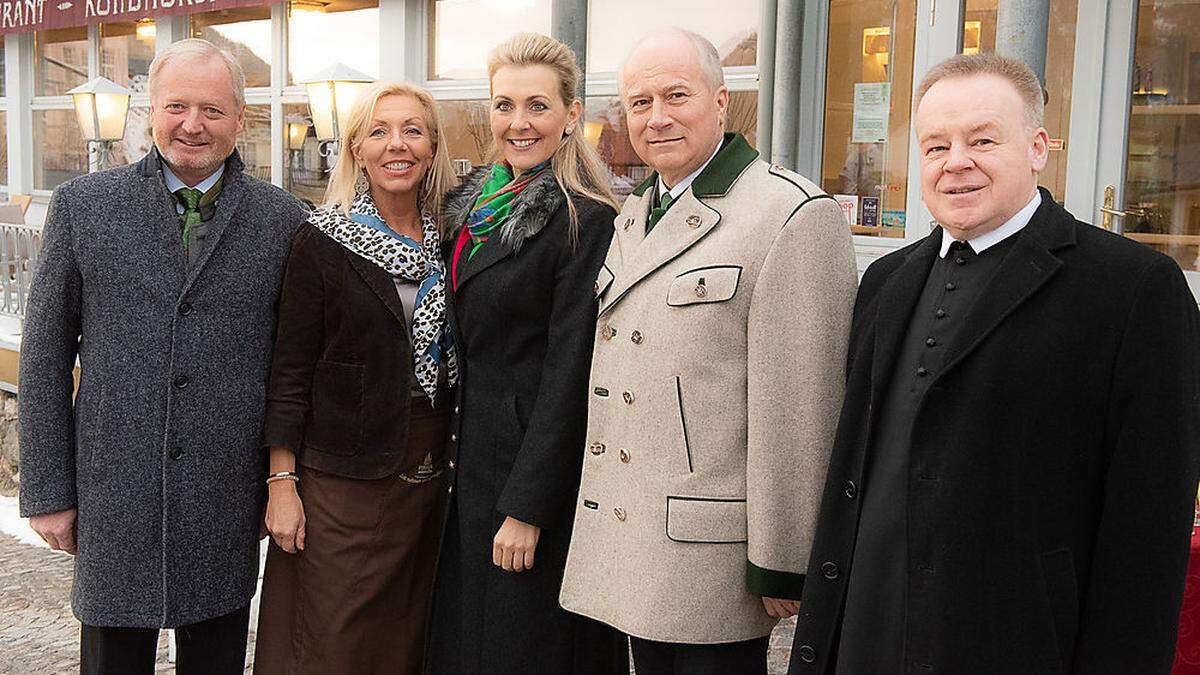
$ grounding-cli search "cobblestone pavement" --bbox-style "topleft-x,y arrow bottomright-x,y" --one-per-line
0,530 -> 795,674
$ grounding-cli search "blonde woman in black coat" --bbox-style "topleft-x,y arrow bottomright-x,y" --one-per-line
426,33 -> 628,675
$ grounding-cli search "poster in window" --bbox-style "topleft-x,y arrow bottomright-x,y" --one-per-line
852,82 -> 890,144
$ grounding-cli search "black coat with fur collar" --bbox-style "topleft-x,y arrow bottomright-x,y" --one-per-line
427,167 -> 626,675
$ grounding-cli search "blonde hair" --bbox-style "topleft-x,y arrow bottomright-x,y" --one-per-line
150,38 -> 245,108
323,81 -> 458,230
487,33 -> 619,235
917,53 -> 1046,131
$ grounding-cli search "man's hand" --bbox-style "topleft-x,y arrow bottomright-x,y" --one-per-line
493,516 -> 541,572
29,508 -> 77,555
762,596 -> 800,619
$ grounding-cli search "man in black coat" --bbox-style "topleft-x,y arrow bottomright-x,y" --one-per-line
790,53 -> 1200,674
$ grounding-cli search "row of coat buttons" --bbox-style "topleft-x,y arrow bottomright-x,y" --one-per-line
168,294 -> 192,461
794,481 -> 859,667
599,325 -> 644,344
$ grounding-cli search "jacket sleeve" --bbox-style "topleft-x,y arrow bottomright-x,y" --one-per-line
18,186 -> 83,517
495,201 -> 616,529
744,196 -> 858,599
260,226 -> 325,453
1072,256 -> 1200,674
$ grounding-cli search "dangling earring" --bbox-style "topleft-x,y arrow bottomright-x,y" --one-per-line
354,169 -> 369,196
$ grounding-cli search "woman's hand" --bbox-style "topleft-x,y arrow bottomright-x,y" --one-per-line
762,596 -> 800,619
266,481 -> 306,554
492,516 -> 541,572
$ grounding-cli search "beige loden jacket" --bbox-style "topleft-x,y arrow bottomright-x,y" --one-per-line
558,134 -> 858,644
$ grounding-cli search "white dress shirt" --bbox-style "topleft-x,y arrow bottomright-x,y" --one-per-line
939,190 -> 1042,258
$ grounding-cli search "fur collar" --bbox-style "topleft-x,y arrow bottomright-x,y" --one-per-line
442,165 -> 565,251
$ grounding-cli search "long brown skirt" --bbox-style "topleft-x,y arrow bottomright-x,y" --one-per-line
253,398 -> 448,675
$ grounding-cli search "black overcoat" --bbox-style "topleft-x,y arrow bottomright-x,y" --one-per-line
426,168 -> 627,674
790,189 -> 1200,674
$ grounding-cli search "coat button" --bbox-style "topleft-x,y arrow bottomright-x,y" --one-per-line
168,447 -> 183,460
600,324 -> 616,341
622,391 -> 635,405
844,480 -> 857,499
589,442 -> 606,456
450,433 -> 457,442
614,507 -> 627,522
821,561 -> 839,579
173,375 -> 189,389
686,215 -> 701,228
178,302 -> 192,316
935,308 -> 946,319
593,281 -> 599,294
619,448 -> 631,464
945,282 -> 956,291
916,367 -> 928,377
448,485 -> 453,495
623,217 -> 634,231
454,405 -> 460,414
694,284 -> 708,298
797,645 -> 816,663
448,460 -> 455,469
630,330 -> 643,345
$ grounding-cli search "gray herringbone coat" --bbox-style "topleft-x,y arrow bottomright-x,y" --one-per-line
18,148 -> 305,628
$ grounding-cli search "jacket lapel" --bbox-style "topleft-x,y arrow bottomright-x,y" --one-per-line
935,192 -> 1074,379
601,191 -> 721,315
346,250 -> 409,329
454,233 -> 517,291
869,232 -> 941,409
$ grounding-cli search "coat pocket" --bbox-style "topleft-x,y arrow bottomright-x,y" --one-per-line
1041,548 -> 1080,670
672,376 -> 694,473
305,360 -> 365,456
666,265 -> 742,307
665,496 -> 747,544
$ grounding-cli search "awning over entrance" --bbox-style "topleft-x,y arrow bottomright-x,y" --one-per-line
0,0 -> 272,36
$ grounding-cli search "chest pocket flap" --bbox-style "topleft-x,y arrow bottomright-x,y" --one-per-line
594,265 -> 614,298
667,266 -> 742,307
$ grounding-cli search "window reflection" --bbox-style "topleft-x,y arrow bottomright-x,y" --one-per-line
586,0 -> 758,72
0,111 -> 8,185
288,0 -> 379,85
34,109 -> 87,190
441,99 -> 492,167
428,0 -> 552,80
101,21 -> 155,92
36,27 -> 88,97
191,7 -> 273,89
238,104 -> 273,183
284,103 -> 328,207
821,1 -> 916,237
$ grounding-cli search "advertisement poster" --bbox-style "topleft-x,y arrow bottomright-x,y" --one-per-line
881,209 -> 907,230
834,194 -> 859,226
852,82 -> 890,144
860,196 -> 880,229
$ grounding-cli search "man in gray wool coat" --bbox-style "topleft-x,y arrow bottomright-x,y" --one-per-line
17,38 -> 305,673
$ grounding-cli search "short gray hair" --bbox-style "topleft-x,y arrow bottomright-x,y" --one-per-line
619,27 -> 725,94
149,39 -> 246,108
917,53 -> 1045,130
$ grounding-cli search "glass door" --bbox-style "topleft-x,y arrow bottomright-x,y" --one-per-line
1089,0 -> 1200,299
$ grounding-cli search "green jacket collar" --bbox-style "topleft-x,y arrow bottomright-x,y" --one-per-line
632,132 -> 759,198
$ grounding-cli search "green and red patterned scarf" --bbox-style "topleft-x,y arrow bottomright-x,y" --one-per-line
463,160 -> 550,260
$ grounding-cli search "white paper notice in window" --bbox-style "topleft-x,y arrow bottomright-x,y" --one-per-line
851,82 -> 890,144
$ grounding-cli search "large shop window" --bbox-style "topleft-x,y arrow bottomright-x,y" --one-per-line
584,92 -> 758,198
428,0 -> 552,80
100,21 -> 155,92
191,6 -> 273,89
440,99 -> 491,167
962,0 -> 1078,201
0,110 -> 8,187
288,0 -> 380,85
284,103 -> 327,206
35,28 -> 88,97
821,1 -> 917,238
586,0 -> 759,73
34,109 -> 87,190
238,104 -> 273,183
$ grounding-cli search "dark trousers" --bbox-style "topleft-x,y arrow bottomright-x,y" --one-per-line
629,635 -> 769,675
80,604 -> 250,675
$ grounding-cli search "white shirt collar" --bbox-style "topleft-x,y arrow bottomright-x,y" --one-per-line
656,139 -> 723,202
939,190 -> 1042,258
162,161 -> 224,194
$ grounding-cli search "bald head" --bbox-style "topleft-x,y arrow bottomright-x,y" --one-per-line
619,28 -> 724,96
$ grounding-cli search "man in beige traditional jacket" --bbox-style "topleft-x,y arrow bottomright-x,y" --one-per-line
559,28 -> 857,674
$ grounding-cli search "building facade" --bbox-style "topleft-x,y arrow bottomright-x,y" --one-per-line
0,0 -> 1194,301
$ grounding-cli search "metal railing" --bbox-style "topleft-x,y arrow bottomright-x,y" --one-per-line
0,224 -> 42,320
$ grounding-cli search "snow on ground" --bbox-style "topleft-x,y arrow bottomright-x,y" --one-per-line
0,495 -> 48,548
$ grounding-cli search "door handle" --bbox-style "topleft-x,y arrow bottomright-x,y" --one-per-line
1100,185 -> 1147,230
